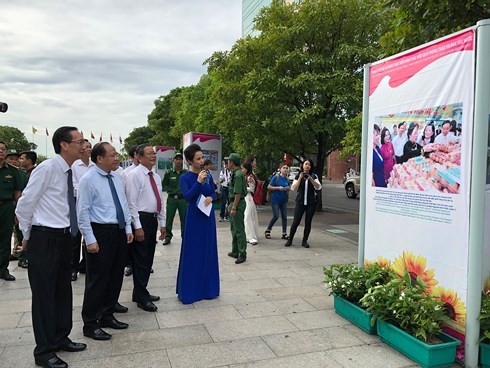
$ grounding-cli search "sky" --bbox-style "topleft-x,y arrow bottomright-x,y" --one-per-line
0,0 -> 242,156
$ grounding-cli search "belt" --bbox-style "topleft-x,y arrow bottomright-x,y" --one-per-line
170,194 -> 183,200
0,199 -> 13,206
32,225 -> 70,234
91,223 -> 120,229
139,211 -> 159,218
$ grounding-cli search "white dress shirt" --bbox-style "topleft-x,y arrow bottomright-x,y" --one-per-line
125,164 -> 165,229
434,132 -> 456,144
15,155 -> 72,240
392,132 -> 408,157
77,165 -> 133,245
121,163 -> 137,185
71,158 -> 95,197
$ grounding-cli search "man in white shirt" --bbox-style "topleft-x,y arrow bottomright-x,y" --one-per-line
16,126 -> 87,368
125,144 -> 166,312
434,121 -> 456,144
391,122 -> 408,164
219,165 -> 231,222
70,139 -> 95,281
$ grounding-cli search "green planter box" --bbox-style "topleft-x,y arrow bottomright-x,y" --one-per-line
480,342 -> 490,368
377,319 -> 461,368
333,294 -> 376,335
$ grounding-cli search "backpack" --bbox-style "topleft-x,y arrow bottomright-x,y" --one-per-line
250,173 -> 265,205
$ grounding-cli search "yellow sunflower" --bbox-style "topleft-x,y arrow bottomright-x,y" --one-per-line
364,256 -> 392,269
483,276 -> 490,295
392,251 -> 438,293
433,286 -> 466,327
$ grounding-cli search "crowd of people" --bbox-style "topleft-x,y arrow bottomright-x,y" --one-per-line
0,126 -> 323,368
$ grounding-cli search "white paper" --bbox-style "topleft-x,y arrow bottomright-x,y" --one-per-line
197,194 -> 212,217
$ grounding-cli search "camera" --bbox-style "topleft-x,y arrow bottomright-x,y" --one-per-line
303,173 -> 309,179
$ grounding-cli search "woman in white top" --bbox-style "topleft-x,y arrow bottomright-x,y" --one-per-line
242,162 -> 259,245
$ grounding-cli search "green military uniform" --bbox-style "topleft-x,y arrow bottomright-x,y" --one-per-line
13,169 -> 28,263
163,168 -> 187,242
228,167 -> 248,258
0,162 -> 22,278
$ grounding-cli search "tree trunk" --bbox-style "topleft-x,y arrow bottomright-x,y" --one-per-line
315,133 -> 327,212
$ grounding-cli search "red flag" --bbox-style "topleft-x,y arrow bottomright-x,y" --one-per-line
90,131 -> 95,140
110,133 -> 113,143
119,135 -> 122,144
45,127 -> 49,136
99,133 -> 102,142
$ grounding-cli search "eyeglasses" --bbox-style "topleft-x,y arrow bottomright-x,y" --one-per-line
66,139 -> 85,145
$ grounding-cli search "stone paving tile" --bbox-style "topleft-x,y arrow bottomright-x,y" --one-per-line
192,291 -> 267,309
275,274 -> 325,287
155,305 -> 243,329
261,326 -> 365,356
220,278 -> 284,292
233,268 -> 296,281
303,295 -> 334,311
0,326 -> 35,347
252,260 -> 311,270
69,350 -> 171,368
343,324 -> 381,345
289,266 -> 325,277
166,337 -> 276,368
0,313 -> 22,330
233,298 -> 316,319
204,315 -> 298,342
328,344 -> 416,368
0,277 -> 30,290
229,351 -> 344,368
284,309 -> 350,330
0,344 -> 36,368
257,285 -> 326,301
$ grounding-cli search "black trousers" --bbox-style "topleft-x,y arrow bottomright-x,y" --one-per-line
131,213 -> 158,303
71,230 -> 86,273
82,224 -> 128,331
288,202 -> 317,243
27,228 -> 73,360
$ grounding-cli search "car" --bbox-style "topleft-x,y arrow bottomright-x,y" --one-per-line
288,166 -> 300,182
343,173 -> 360,199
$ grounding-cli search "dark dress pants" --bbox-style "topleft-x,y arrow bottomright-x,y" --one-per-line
288,202 -> 316,243
131,213 -> 158,303
82,224 -> 128,331
27,228 -> 73,360
71,230 -> 86,273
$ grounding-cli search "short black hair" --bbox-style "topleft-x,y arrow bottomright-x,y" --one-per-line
398,121 -> 406,129
0,141 -> 6,149
373,124 -> 380,133
91,142 -> 109,163
20,151 -> 37,165
203,159 -> 212,167
52,126 -> 78,154
135,144 -> 149,157
128,145 -> 138,158
184,144 -> 202,163
301,158 -> 315,173
407,122 -> 418,138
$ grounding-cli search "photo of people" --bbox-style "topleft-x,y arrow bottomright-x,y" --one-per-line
372,102 -> 462,194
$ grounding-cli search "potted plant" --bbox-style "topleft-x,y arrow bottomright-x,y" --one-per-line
323,262 -> 393,334
479,289 -> 490,367
360,271 -> 461,368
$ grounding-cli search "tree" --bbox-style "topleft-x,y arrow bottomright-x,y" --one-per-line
0,126 -> 31,152
380,0 -> 489,56
207,0 -> 391,209
340,115 -> 362,157
123,126 -> 155,154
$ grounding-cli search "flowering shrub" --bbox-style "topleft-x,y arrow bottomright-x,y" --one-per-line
323,263 -> 394,305
479,290 -> 490,342
360,270 -> 448,342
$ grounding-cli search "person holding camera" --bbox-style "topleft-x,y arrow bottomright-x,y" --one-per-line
284,159 -> 321,248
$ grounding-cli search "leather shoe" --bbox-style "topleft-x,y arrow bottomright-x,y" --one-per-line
228,252 -> 238,259
99,318 -> 129,330
0,272 -> 15,281
114,302 -> 128,313
124,265 -> 132,276
162,238 -> 171,245
57,341 -> 87,352
71,271 -> 78,281
83,328 -> 112,340
18,259 -> 28,268
284,240 -> 292,247
235,255 -> 247,264
137,301 -> 158,312
301,241 -> 310,248
150,294 -> 160,302
35,355 -> 67,368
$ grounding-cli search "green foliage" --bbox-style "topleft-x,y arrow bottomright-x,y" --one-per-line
340,115 -> 363,157
36,154 -> 48,164
380,0 -> 489,56
323,263 -> 395,304
123,126 -> 155,154
0,126 -> 31,152
479,290 -> 490,342
360,271 -> 448,342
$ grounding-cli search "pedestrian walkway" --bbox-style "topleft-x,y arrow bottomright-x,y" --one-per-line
0,205 -> 434,367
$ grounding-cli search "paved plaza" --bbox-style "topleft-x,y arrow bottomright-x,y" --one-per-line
0,201 -> 436,367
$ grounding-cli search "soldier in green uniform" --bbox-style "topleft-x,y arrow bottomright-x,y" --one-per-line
226,153 -> 248,264
162,153 -> 187,245
0,143 -> 22,280
6,150 -> 28,268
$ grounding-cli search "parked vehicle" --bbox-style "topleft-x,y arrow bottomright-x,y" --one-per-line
343,171 -> 360,199
288,166 -> 300,182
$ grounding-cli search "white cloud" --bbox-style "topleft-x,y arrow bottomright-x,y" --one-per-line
0,0 -> 242,155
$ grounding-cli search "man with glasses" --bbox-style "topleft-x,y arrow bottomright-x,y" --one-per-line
125,144 -> 166,312
16,127 -> 87,368
77,142 -> 133,341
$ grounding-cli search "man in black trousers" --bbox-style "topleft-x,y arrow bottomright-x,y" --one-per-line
77,142 -> 134,341
16,126 -> 87,368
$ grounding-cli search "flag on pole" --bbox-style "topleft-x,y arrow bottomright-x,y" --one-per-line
32,126 -> 38,134
110,133 -> 113,143
45,127 -> 49,136
119,135 -> 122,144
90,131 -> 95,140
99,133 -> 102,142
